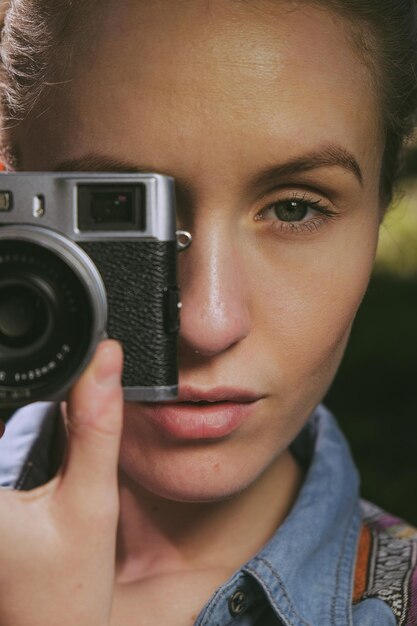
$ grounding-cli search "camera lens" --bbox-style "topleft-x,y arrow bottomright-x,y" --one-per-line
0,229 -> 107,406
0,282 -> 51,349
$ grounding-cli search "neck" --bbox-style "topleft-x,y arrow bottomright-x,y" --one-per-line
115,448 -> 304,584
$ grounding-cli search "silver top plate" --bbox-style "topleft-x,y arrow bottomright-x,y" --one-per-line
0,172 -> 177,242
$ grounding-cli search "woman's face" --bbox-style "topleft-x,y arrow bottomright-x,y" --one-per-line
17,0 -> 382,501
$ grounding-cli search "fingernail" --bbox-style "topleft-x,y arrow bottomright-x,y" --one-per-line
94,342 -> 122,388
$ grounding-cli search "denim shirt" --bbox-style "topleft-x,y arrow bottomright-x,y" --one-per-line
0,403 -> 415,626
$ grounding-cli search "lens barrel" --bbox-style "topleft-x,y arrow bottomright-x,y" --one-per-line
0,227 -> 107,406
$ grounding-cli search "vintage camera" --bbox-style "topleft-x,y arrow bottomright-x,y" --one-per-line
0,172 -> 183,407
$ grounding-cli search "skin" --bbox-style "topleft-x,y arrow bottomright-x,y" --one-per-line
0,1 -> 385,623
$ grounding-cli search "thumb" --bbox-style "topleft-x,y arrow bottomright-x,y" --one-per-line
57,340 -> 124,510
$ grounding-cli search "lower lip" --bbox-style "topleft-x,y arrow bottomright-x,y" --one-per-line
138,401 -> 259,440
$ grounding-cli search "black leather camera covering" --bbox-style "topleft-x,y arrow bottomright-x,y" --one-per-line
80,240 -> 178,387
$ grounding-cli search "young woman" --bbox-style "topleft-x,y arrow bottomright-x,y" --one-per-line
0,1 -> 416,624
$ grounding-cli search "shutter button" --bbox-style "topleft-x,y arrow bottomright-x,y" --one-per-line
228,589 -> 247,617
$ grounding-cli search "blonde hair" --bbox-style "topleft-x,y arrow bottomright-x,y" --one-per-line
0,0 -> 95,164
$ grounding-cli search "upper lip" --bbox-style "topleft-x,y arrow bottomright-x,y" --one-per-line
174,387 -> 264,403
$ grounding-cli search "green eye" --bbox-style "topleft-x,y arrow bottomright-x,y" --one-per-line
273,200 -> 309,222
256,193 -> 338,236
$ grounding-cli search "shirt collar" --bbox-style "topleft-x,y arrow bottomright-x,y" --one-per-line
243,405 -> 361,626
195,405 -> 361,626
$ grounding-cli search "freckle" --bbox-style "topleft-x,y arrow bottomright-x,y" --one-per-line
213,463 -> 220,470
152,505 -> 159,512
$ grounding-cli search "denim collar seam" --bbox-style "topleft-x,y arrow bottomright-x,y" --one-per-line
244,558 -> 313,626
330,499 -> 361,626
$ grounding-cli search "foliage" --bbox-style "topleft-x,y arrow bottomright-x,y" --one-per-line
376,183 -> 417,278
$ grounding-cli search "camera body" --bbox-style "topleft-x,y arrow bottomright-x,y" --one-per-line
0,172 -> 180,407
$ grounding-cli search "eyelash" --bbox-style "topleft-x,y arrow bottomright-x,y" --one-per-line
255,192 -> 339,235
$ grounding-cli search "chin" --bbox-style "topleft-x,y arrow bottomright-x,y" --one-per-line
118,443 -> 266,503
141,482 -> 242,504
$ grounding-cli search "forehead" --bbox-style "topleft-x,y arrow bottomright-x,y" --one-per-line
22,0 -> 380,177
72,0 -> 371,111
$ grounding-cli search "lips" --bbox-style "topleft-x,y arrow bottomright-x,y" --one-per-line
175,387 -> 263,404
138,387 -> 263,440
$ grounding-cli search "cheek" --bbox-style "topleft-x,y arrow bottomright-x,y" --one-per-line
250,214 -> 379,384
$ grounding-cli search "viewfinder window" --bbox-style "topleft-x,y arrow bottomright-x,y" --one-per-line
77,184 -> 146,231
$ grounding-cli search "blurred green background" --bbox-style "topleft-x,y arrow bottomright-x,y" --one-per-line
325,163 -> 417,525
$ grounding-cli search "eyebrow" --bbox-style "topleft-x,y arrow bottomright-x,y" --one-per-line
250,144 -> 363,191
53,143 -> 363,187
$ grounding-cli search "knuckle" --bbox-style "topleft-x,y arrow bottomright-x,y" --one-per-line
65,410 -> 120,440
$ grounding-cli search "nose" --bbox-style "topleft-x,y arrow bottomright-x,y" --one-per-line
178,223 -> 251,358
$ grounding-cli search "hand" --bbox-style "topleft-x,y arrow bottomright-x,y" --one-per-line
0,340 -> 124,626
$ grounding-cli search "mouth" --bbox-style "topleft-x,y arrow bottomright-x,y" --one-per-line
138,387 -> 264,440
175,387 -> 263,404
176,400 -> 223,406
